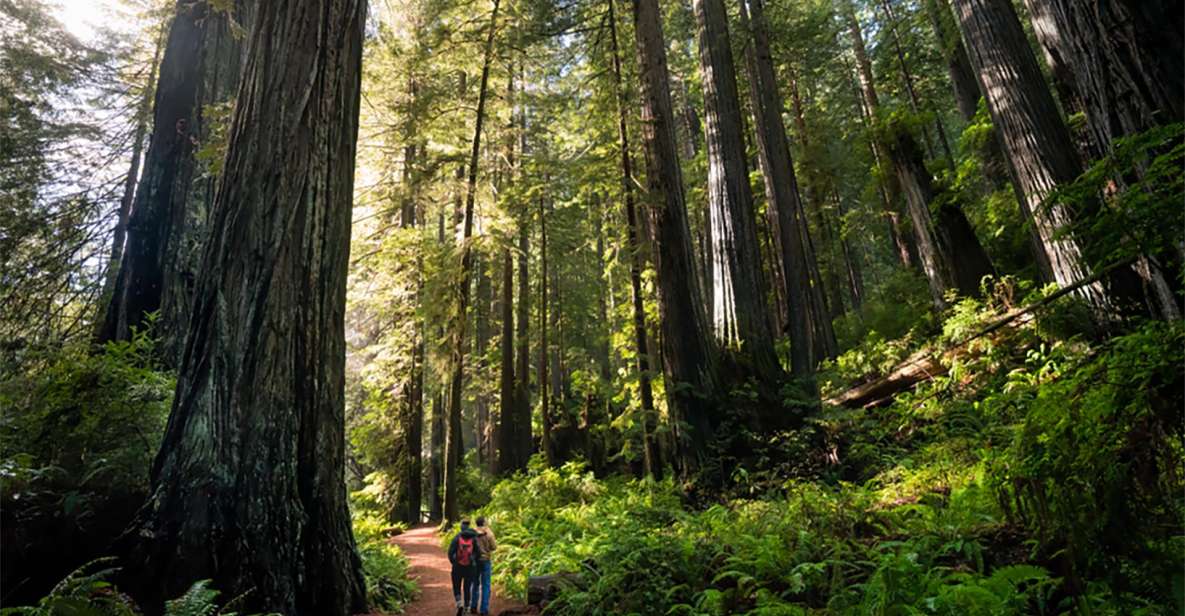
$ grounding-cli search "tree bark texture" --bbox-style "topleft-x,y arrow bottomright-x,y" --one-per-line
99,2 -> 251,365
693,0 -> 780,383
952,0 -> 1108,312
121,0 -> 368,613
738,0 -> 819,382
631,0 -> 718,474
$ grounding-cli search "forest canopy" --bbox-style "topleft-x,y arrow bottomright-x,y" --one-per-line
1,0 -> 1182,614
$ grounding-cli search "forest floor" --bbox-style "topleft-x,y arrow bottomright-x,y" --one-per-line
382,525 -> 529,616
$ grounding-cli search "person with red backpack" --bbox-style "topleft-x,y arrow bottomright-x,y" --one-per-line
447,519 -> 483,616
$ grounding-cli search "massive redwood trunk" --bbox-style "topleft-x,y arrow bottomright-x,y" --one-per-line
120,0 -> 368,613
630,0 -> 718,474
952,0 -> 1108,314
738,0 -> 819,384
98,2 -> 251,364
693,0 -> 781,383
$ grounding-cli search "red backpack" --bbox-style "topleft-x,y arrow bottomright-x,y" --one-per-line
456,536 -> 475,566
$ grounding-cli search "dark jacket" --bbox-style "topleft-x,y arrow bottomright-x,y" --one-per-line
448,527 -> 482,569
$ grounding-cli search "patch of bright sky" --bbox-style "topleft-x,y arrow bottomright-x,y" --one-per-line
52,0 -> 134,42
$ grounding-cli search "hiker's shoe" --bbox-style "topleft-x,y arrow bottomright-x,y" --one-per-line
455,609 -> 463,616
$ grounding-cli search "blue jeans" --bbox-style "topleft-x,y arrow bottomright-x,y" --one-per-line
477,560 -> 492,614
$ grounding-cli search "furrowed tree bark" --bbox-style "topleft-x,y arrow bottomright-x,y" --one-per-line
119,0 -> 368,613
630,0 -> 718,475
444,0 -> 500,524
951,0 -> 1109,315
609,0 -> 661,479
738,0 -> 821,384
693,0 -> 782,384
99,2 -> 251,365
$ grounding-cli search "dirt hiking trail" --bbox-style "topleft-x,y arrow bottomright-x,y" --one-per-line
384,524 -> 531,616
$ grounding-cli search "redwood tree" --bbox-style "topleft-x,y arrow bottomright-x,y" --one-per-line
120,0 -> 369,612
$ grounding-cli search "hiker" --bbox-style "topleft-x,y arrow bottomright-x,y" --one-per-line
474,516 -> 497,615
448,519 -> 483,616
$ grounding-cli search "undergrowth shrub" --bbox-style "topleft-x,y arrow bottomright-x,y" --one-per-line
480,315 -> 1182,615
352,510 -> 417,611
0,332 -> 173,603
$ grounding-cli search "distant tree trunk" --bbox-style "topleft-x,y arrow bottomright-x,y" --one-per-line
842,0 -> 916,271
609,0 -> 661,478
475,254 -> 492,468
119,1 -> 368,613
878,0 -> 953,162
429,392 -> 444,520
925,0 -> 1012,186
394,128 -> 423,526
538,195 -> 555,466
97,26 -> 163,329
692,0 -> 782,382
514,220 -> 532,467
444,0 -> 500,524
497,246 -> 516,474
738,0 -> 820,383
788,70 -> 843,354
630,0 -> 718,474
952,0 -> 1108,314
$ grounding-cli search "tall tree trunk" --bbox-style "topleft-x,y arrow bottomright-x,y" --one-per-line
497,246 -> 516,474
630,0 -> 718,475
538,195 -> 555,466
97,25 -> 163,330
98,2 -> 250,365
608,0 -> 661,478
952,0 -> 1108,314
429,392 -> 444,520
878,0 -> 953,162
395,123 -> 423,526
444,0 -> 500,524
738,0 -> 820,384
120,1 -> 368,613
841,0 -> 917,271
925,0 -> 1012,187
787,70 -> 842,356
475,254 -> 492,468
693,0 -> 782,383
887,128 -> 995,304
514,220 -> 532,468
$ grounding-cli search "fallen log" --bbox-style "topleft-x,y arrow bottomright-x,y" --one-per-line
825,259 -> 1130,409
527,572 -> 582,605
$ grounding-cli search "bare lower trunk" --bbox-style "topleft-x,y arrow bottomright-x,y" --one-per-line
953,0 -> 1108,315
631,0 -> 718,474
693,0 -> 782,381
739,0 -> 818,383
120,1 -> 368,613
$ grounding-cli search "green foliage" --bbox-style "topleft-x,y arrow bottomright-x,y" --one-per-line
351,509 -> 418,611
477,311 -> 1183,615
0,559 -> 273,616
1,330 -> 172,532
